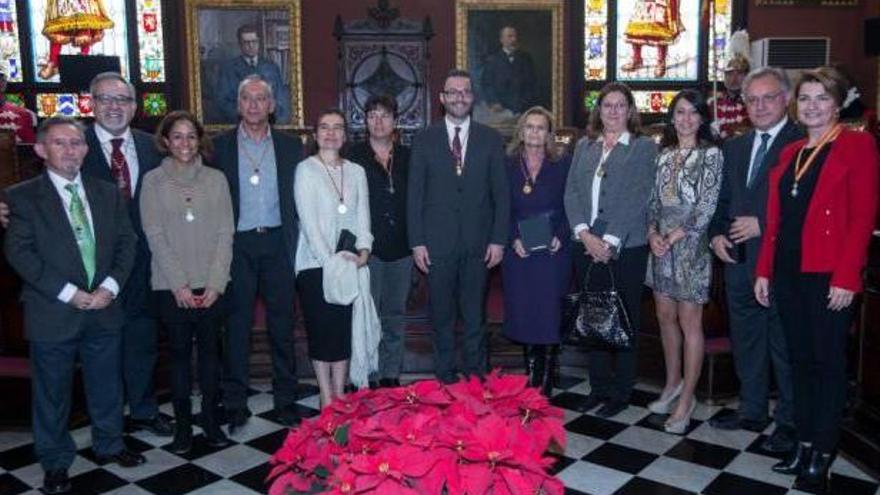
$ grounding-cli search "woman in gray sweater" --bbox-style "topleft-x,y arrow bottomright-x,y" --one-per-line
564,82 -> 658,419
140,111 -> 234,453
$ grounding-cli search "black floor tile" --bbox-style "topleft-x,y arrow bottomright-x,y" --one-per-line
552,392 -> 603,413
158,433 -> 237,461
564,414 -> 629,440
614,476 -> 696,494
664,438 -> 740,470
292,383 -> 321,400
255,404 -> 319,425
701,472 -> 788,495
548,453 -> 577,475
629,389 -> 658,409
244,428 -> 289,455
0,472 -> 30,495
77,435 -> 155,464
229,462 -> 271,493
564,488 -> 591,495
799,472 -> 879,495
69,468 -> 129,495
136,463 -> 222,495
744,434 -> 787,460
582,443 -> 658,474
0,444 -> 36,471
556,373 -> 584,390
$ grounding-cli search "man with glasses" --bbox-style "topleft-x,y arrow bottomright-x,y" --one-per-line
82,72 -> 172,437
215,24 -> 290,125
408,69 -> 509,383
708,67 -> 803,452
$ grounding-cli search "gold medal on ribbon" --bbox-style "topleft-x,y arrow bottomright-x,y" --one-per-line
522,183 -> 533,195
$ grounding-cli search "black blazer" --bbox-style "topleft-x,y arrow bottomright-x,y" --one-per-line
4,173 -> 137,342
407,120 -> 510,257
83,125 -> 162,316
708,120 -> 803,271
210,128 -> 303,270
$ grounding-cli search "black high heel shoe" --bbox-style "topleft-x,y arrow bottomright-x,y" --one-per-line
794,449 -> 834,493
772,442 -> 811,475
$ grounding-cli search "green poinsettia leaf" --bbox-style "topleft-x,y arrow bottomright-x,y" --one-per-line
334,423 -> 350,445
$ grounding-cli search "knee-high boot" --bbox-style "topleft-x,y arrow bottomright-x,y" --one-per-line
201,396 -> 231,448
169,400 -> 192,454
541,345 -> 559,396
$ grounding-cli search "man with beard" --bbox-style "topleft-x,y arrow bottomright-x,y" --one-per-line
480,26 -> 537,115
407,69 -> 509,383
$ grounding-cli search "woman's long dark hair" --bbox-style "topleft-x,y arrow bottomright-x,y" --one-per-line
660,89 -> 719,149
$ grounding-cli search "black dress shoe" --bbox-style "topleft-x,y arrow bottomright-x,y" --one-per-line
96,449 -> 147,468
772,442 -> 811,475
226,408 -> 250,435
129,415 -> 174,437
595,399 -> 628,418
795,449 -> 834,493
761,425 -> 797,453
708,411 -> 768,432
276,405 -> 301,427
43,469 -> 71,494
379,378 -> 401,388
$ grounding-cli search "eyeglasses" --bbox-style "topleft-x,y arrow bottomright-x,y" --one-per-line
443,89 -> 473,100
93,94 -> 135,105
601,102 -> 628,111
366,111 -> 393,121
744,91 -> 783,107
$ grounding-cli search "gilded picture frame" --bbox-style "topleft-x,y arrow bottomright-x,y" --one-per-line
455,0 -> 564,134
184,0 -> 303,130
755,0 -> 859,6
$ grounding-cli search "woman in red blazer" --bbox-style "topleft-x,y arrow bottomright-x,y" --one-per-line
754,66 -> 879,493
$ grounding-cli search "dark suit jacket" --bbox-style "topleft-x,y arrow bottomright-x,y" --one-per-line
407,120 -> 510,257
4,173 -> 137,342
83,125 -> 162,316
757,129 -> 879,292
708,120 -> 803,273
480,49 -> 537,114
210,128 -> 302,271
215,57 -> 291,124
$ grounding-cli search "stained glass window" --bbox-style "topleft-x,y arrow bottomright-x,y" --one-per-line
28,0 -> 131,83
137,0 -> 165,82
632,90 -> 678,114
584,0 -> 609,81
0,0 -> 24,82
142,93 -> 167,117
708,0 -> 733,81
616,0 -> 701,82
35,93 -> 93,118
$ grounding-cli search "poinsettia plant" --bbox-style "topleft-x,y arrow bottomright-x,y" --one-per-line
267,370 -> 566,495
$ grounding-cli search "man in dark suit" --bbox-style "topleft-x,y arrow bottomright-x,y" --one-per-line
83,72 -> 171,437
408,69 -> 510,383
215,24 -> 291,124
4,118 -> 144,494
708,66 -> 803,452
480,26 -> 537,114
211,75 -> 302,434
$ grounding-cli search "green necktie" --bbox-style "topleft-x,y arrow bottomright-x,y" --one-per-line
64,183 -> 96,285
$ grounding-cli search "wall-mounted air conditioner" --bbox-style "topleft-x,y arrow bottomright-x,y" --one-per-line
751,37 -> 830,70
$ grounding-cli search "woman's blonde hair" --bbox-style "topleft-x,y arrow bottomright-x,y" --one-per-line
506,106 -> 561,160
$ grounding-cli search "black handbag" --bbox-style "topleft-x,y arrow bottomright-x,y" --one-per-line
561,263 -> 633,350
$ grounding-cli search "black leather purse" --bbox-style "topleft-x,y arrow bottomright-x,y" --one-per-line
561,263 -> 633,350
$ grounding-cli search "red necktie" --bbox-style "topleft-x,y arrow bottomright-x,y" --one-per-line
110,138 -> 132,199
452,126 -> 462,175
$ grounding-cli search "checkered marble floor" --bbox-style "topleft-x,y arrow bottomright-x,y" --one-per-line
0,373 -> 877,495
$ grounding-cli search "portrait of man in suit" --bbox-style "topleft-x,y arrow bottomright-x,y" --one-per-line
407,69 -> 510,383
214,24 -> 290,125
4,117 -> 143,494
480,26 -> 537,115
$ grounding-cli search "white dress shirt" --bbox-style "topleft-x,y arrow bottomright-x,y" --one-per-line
94,124 -> 141,198
444,116 -> 471,165
746,117 -> 788,182
48,170 -> 119,303
572,131 -> 630,247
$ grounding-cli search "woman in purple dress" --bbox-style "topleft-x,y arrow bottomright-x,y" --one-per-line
501,106 -> 571,395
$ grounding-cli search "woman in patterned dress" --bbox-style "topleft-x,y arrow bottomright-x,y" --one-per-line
645,89 -> 722,434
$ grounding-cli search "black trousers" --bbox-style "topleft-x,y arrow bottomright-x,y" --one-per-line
224,230 -> 298,411
160,291 -> 223,403
573,244 -> 649,403
427,252 -> 489,381
773,253 -> 853,453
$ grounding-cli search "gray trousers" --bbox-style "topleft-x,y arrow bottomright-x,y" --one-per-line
369,255 -> 413,379
725,263 -> 794,428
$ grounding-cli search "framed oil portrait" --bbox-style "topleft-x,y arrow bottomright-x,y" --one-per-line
28,0 -> 131,83
184,0 -> 303,130
615,0 -> 701,82
756,0 -> 859,5
455,0 -> 563,133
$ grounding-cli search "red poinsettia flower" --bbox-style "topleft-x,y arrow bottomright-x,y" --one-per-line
268,470 -> 314,495
385,379 -> 453,407
349,445 -> 436,493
